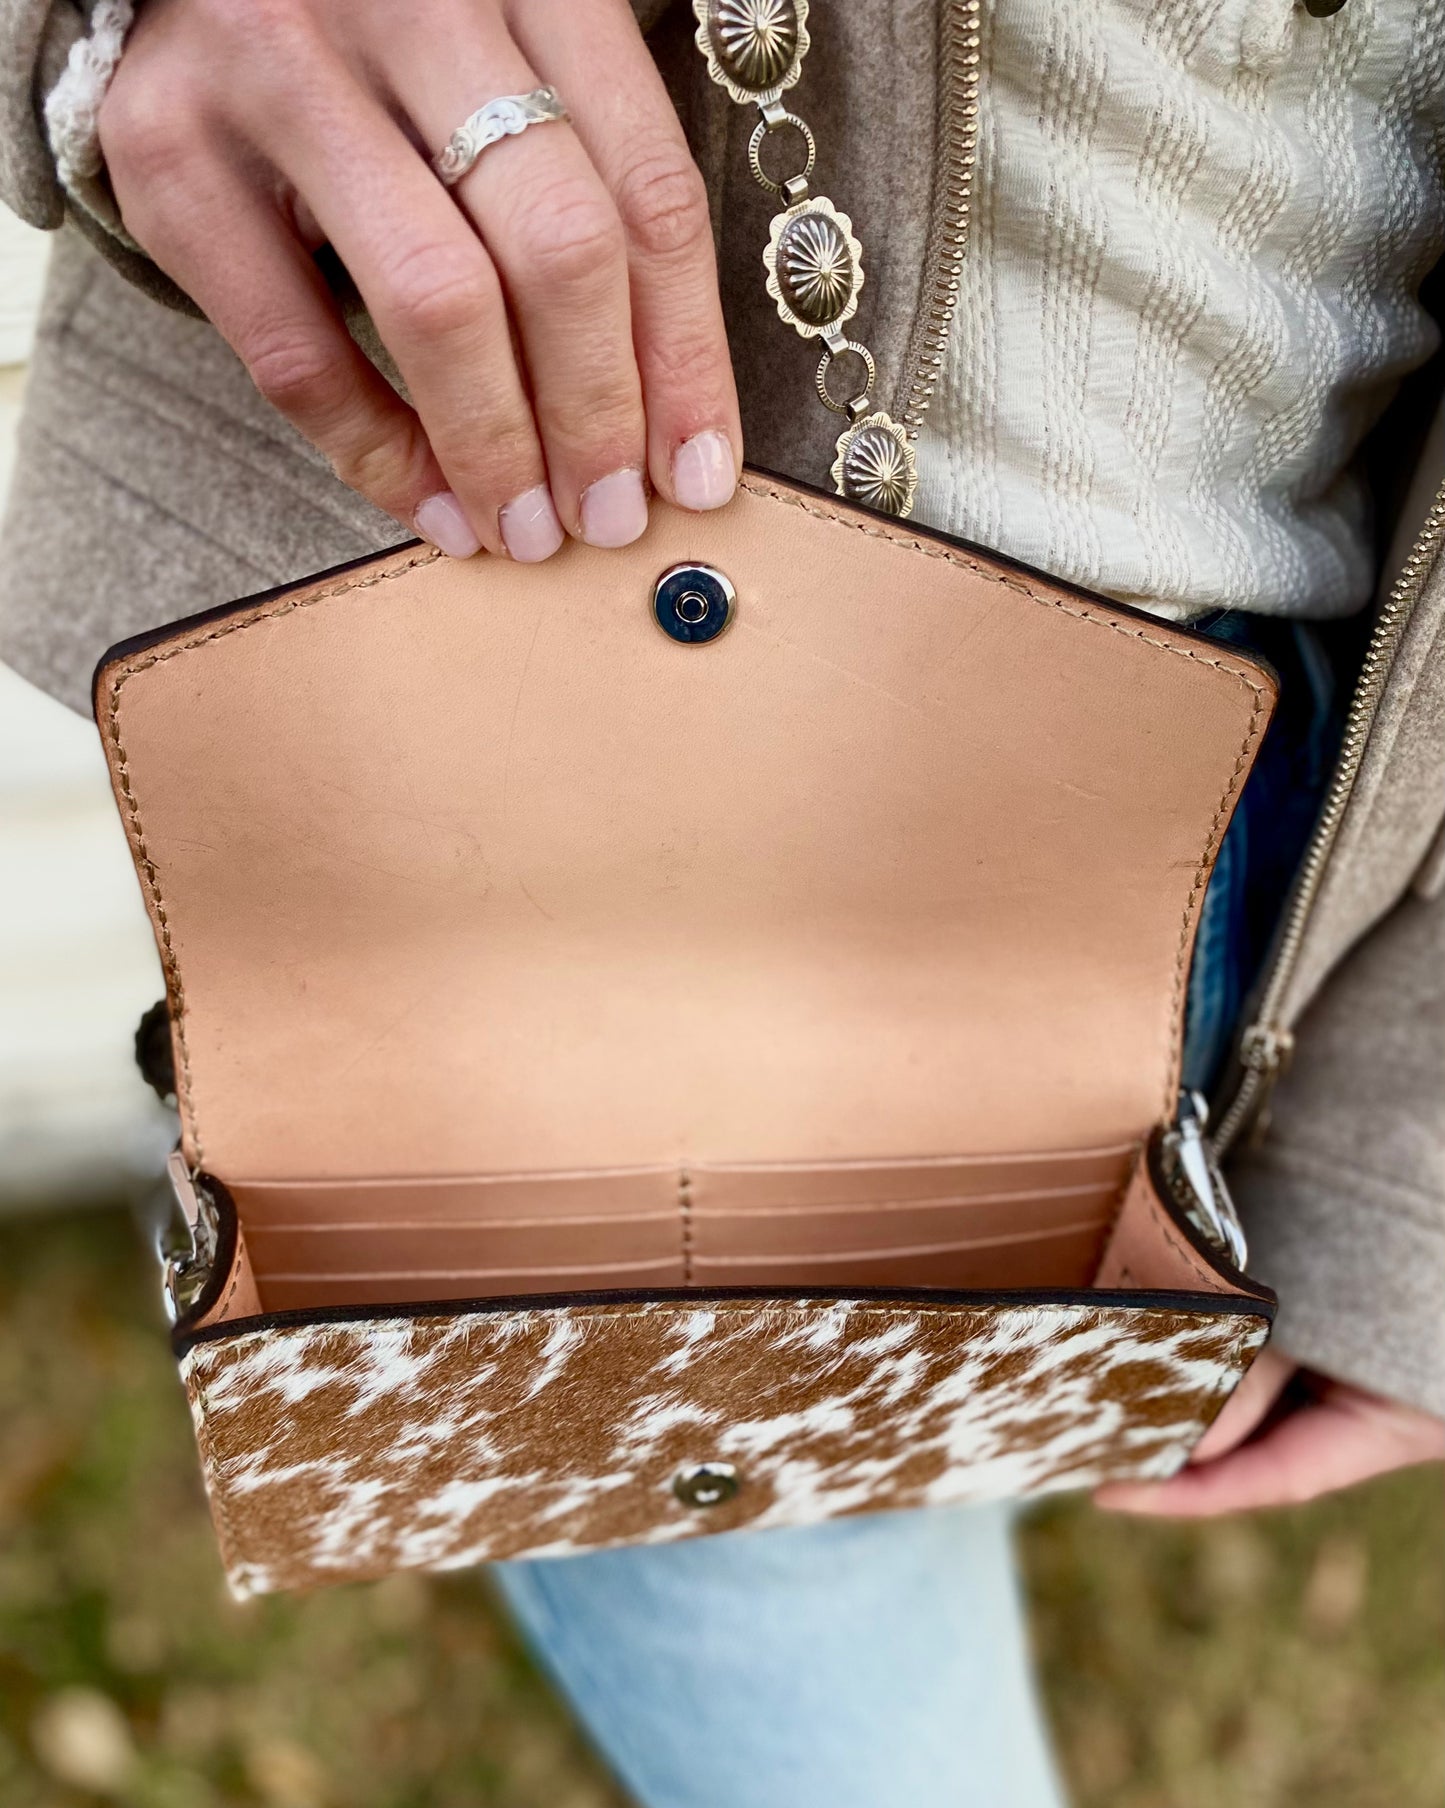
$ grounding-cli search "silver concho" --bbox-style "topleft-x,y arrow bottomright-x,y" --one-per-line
763,197 -> 863,337
693,0 -> 810,105
830,413 -> 918,519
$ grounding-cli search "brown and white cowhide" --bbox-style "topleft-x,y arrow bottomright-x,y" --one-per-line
181,1296 -> 1269,1596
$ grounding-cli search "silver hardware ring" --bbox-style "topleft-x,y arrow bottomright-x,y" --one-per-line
815,338 -> 876,417
747,111 -> 817,199
432,85 -> 569,188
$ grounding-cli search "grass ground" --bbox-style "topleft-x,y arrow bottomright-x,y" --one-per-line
0,1207 -> 1439,1807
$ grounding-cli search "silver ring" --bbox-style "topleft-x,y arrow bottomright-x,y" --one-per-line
432,86 -> 569,187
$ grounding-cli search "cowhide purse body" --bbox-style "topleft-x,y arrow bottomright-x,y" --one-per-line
94,2 -> 1278,1597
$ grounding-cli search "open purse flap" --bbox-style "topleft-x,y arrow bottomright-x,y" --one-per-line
94,476 -> 1276,1317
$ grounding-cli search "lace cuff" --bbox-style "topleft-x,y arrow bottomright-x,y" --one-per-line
42,0 -> 136,239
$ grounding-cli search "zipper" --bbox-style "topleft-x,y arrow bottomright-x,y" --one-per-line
898,0 -> 982,435
1211,478 -> 1445,1156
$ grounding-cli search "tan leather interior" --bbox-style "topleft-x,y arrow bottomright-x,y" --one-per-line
96,476 -> 1275,1319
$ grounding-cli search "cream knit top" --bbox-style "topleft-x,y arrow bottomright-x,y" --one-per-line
913,0 -> 1445,620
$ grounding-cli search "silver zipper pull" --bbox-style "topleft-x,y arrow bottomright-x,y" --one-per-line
1162,1091 -> 1249,1271
1236,1022 -> 1295,1145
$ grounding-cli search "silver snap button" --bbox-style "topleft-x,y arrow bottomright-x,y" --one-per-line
653,563 -> 735,644
672,1462 -> 741,1508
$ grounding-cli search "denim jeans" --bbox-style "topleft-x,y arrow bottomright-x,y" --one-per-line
494,614 -> 1339,1808
495,1504 -> 1066,1808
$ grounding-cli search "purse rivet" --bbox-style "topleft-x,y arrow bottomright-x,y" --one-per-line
672,1462 -> 740,1508
653,563 -> 735,644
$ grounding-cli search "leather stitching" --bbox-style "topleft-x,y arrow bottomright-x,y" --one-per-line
733,481 -> 1273,1118
679,1168 -> 694,1285
734,480 -> 1273,695
1155,1209 -> 1232,1291
102,709 -> 204,1160
100,546 -> 442,1158
102,489 -> 1271,1156
206,1254 -> 249,1327
1102,1163 -> 1232,1294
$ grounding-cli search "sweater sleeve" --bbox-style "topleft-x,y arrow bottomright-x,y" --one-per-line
1,0 -> 201,309
0,0 -> 75,229
2,0 -> 682,311
1229,885 -> 1445,1421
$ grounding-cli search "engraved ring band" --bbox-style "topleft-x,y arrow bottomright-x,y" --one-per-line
431,86 -> 570,188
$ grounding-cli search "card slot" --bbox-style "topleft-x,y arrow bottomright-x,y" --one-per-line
232,1170 -> 677,1226
262,1255 -> 685,1283
691,1191 -> 1116,1261
692,1142 -> 1138,1176
259,1258 -> 687,1313
697,1223 -> 1112,1292
694,1180 -> 1119,1219
249,1212 -> 680,1233
241,1164 -> 675,1186
692,1217 -> 1110,1271
690,1146 -> 1137,1209
247,1217 -> 678,1274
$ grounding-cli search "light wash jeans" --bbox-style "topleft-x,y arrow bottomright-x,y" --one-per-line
495,1504 -> 1066,1808
494,614 -> 1338,1808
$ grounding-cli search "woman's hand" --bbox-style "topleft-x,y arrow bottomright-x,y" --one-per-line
98,0 -> 742,560
1096,1346 -> 1445,1516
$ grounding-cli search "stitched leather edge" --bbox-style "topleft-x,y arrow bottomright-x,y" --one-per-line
99,546 -> 441,1160
732,481 -> 1273,1113
735,479 -> 1271,689
100,486 -> 1272,1159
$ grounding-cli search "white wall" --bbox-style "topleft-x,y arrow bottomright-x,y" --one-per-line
0,211 -> 173,1206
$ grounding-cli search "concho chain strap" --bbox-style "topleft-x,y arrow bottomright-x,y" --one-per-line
692,0 -> 919,518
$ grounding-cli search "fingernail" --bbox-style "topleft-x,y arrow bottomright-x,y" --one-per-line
415,492 -> 482,560
580,467 -> 649,548
672,430 -> 737,511
500,485 -> 565,563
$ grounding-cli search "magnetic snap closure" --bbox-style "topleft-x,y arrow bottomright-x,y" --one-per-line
653,563 -> 735,644
672,1462 -> 741,1508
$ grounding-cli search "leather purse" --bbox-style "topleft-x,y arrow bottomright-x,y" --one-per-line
92,3 -> 1279,1597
